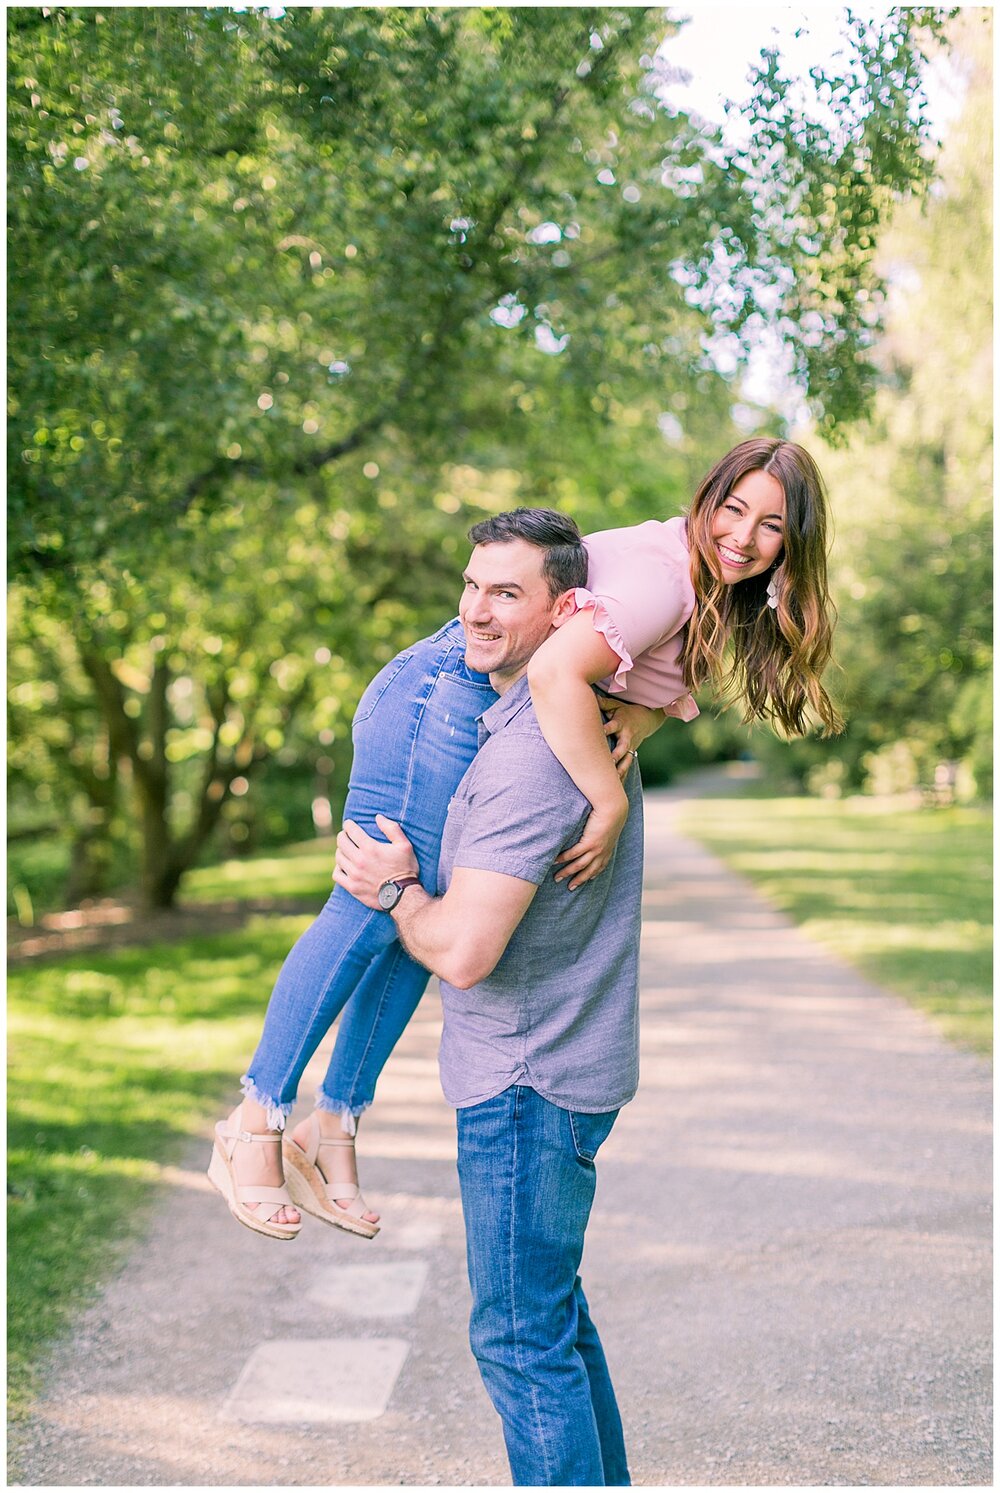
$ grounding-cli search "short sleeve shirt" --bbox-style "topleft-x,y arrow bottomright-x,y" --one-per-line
577,516 -> 699,720
436,675 -> 644,1115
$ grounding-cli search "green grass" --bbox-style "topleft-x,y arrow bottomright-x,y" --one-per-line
182,838 -> 336,903
8,832 -> 337,921
6,913 -> 314,1423
678,792 -> 992,1056
8,842 -> 336,1426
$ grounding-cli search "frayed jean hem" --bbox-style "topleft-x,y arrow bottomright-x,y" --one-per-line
315,1093 -> 373,1137
239,1074 -> 294,1132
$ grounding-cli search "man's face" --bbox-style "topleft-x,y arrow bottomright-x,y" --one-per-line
459,539 -> 563,688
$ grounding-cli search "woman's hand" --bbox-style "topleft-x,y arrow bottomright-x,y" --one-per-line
599,698 -> 667,782
554,793 -> 629,890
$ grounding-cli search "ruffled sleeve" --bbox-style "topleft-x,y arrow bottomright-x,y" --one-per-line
570,588 -> 636,695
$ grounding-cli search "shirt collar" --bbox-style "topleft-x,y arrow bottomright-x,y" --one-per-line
479,672 -> 532,740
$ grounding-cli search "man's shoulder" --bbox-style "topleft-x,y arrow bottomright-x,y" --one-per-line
480,698 -> 577,773
493,692 -> 546,743
465,699 -> 589,811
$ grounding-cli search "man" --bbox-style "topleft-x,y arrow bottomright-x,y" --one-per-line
334,509 -> 641,1487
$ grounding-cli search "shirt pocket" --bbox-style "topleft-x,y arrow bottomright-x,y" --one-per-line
438,792 -> 472,893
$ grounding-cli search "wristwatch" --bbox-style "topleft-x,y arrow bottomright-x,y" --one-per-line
377,875 -> 422,911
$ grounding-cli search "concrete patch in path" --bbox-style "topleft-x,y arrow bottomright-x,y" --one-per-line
220,1337 -> 410,1425
305,1259 -> 430,1317
393,1216 -> 444,1250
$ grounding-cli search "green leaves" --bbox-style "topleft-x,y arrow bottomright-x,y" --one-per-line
7,5 -> 967,906
719,9 -> 955,437
763,12 -> 991,798
10,6 -> 951,576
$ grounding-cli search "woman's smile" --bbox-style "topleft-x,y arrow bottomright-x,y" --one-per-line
715,542 -> 753,568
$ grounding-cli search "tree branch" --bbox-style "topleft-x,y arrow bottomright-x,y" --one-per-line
78,647 -> 146,784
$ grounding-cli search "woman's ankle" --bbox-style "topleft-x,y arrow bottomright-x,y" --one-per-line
236,1097 -> 274,1133
312,1107 -> 359,1140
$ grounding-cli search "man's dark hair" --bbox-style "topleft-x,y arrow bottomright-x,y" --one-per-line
467,508 -> 588,599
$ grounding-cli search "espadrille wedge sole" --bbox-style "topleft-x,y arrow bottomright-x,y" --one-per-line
283,1115 -> 380,1239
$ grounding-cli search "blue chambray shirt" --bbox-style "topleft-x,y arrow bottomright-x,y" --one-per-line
436,674 -> 643,1114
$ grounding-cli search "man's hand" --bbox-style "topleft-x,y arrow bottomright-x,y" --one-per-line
334,814 -> 420,909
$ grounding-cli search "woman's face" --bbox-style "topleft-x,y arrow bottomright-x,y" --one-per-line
709,469 -> 786,583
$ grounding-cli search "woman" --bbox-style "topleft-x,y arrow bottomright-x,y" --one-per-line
208,437 -> 842,1239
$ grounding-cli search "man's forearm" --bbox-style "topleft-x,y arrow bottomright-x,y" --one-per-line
391,886 -> 481,990
334,816 -> 536,988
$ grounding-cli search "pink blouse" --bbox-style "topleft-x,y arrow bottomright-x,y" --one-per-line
577,516 -> 699,722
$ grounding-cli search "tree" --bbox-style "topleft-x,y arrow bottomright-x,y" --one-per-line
7,6 -> 958,906
761,9 -> 992,798
9,6 -> 952,575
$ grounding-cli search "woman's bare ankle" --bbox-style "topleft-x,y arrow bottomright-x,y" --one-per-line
313,1108 -> 358,1140
312,1112 -> 377,1223
235,1097 -> 275,1133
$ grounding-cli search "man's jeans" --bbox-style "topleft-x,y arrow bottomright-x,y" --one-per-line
457,1085 -> 630,1487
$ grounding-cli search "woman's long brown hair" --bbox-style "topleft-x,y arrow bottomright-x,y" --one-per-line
682,438 -> 844,737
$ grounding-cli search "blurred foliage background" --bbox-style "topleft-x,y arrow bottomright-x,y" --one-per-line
7,5 -> 992,916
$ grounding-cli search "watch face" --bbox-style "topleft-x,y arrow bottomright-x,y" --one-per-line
377,880 -> 399,911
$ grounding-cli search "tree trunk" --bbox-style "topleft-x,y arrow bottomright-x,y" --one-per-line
64,815 -> 116,904
64,725 -> 120,905
78,640 -> 308,910
136,655 -> 175,909
139,850 -> 186,910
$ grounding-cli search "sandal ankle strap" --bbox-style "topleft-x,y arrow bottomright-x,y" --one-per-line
216,1118 -> 283,1157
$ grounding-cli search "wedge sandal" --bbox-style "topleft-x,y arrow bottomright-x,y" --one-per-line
283,1114 -> 380,1239
207,1108 -> 302,1241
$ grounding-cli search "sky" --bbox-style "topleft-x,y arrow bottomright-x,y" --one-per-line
657,4 -> 966,139
650,6 -> 969,417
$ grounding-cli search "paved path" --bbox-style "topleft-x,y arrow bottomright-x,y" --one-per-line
12,781 -> 992,1486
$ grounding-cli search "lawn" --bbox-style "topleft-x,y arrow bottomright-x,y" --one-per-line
7,838 -> 336,1424
7,832 -> 339,920
678,792 -> 992,1056
183,839 -> 337,903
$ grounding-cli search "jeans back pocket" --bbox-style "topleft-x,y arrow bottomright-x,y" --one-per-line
352,650 -> 415,724
568,1108 -> 619,1164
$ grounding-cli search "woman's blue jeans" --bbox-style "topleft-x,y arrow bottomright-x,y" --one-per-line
241,619 -> 497,1130
457,1085 -> 630,1487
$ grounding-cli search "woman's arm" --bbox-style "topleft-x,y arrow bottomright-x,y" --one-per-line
527,611 -> 666,888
